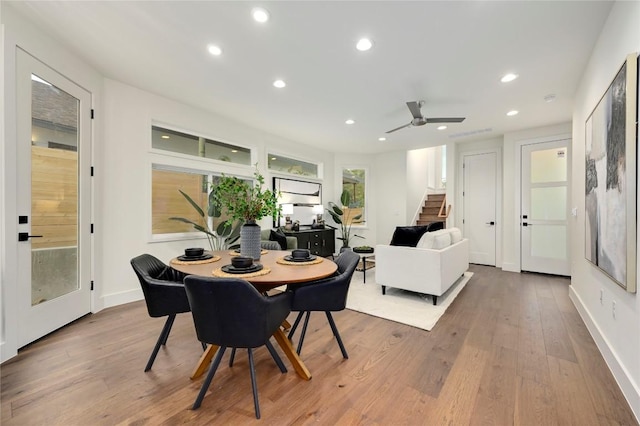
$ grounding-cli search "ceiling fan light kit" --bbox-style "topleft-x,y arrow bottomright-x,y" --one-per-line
385,101 -> 465,134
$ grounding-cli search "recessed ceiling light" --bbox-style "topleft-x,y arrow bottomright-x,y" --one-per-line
507,110 -> 519,116
161,135 -> 170,139
207,44 -> 222,56
544,94 -> 557,103
252,7 -> 269,23
378,137 -> 386,141
501,73 -> 518,83
437,125 -> 447,130
273,79 -> 286,88
271,157 -> 277,160
345,119 -> 355,125
356,38 -> 373,51
231,149 -> 238,153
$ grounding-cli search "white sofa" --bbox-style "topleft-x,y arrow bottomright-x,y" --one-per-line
375,227 -> 469,305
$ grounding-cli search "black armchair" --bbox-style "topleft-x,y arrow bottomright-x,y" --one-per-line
130,254 -> 192,372
287,250 -> 360,359
184,276 -> 292,418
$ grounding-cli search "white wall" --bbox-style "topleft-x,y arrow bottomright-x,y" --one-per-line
1,4 -> 104,362
570,0 -> 640,418
0,4 -> 335,360
406,148 -> 430,224
375,150 -> 407,245
98,79 -> 335,308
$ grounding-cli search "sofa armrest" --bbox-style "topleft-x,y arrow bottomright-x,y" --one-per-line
375,240 -> 469,296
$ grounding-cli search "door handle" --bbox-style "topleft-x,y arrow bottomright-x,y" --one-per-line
18,232 -> 43,241
522,222 -> 531,227
485,221 -> 495,226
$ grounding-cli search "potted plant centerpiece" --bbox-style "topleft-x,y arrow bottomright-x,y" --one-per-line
211,167 -> 280,260
327,189 -> 364,252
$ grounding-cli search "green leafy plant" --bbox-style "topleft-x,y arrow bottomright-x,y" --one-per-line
327,189 -> 364,248
169,189 -> 242,251
211,166 -> 280,223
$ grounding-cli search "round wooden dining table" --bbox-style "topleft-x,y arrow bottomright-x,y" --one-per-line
170,249 -> 338,381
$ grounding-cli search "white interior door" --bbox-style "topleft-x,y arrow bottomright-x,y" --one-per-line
16,49 -> 92,347
521,140 -> 570,276
463,152 -> 497,266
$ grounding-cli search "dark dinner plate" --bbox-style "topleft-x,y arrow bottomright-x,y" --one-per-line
221,264 -> 264,274
177,253 -> 213,261
283,255 -> 317,262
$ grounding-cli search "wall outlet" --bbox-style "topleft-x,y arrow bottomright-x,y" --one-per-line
600,289 -> 604,305
612,300 -> 616,319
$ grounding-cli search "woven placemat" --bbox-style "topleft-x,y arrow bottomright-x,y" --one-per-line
276,256 -> 324,266
229,250 -> 268,256
212,266 -> 271,278
171,255 -> 221,265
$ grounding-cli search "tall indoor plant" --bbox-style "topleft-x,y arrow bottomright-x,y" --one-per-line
211,167 -> 280,259
169,189 -> 242,251
327,189 -> 363,251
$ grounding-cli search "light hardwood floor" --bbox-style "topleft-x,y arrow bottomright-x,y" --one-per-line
1,265 -> 637,425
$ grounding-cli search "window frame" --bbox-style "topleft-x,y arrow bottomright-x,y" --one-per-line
340,166 -> 368,228
267,150 -> 323,179
147,123 -> 258,244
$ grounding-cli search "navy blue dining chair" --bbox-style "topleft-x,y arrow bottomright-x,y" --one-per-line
287,250 -> 360,359
184,276 -> 292,418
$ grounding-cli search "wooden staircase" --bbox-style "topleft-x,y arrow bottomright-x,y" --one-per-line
416,193 -> 449,226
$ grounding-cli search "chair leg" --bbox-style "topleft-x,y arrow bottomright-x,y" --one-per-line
144,314 -> 176,372
160,314 -> 176,345
296,311 -> 311,355
192,346 -> 227,410
287,311 -> 305,340
247,348 -> 261,419
265,340 -> 287,373
229,347 -> 237,367
325,312 -> 348,359
201,341 -> 207,351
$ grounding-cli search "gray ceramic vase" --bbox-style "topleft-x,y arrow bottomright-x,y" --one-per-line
240,221 -> 262,260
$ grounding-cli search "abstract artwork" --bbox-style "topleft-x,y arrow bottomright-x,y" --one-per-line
585,53 -> 637,292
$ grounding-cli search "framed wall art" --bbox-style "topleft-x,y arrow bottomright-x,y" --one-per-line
585,52 -> 638,293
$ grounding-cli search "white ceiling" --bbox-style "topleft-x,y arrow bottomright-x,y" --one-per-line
7,1 -> 613,154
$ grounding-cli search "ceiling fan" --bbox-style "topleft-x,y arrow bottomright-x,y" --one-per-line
386,101 -> 465,134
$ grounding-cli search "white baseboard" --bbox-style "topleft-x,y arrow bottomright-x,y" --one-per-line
101,288 -> 143,310
569,286 -> 640,422
501,262 -> 519,273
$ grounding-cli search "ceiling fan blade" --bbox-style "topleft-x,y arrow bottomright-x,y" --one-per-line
425,117 -> 466,123
386,122 -> 412,134
406,101 -> 423,119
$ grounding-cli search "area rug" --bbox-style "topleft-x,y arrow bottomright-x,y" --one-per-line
346,271 -> 473,331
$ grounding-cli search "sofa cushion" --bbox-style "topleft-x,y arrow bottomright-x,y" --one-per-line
389,226 -> 429,247
432,231 -> 452,249
449,227 -> 462,244
269,229 -> 288,250
418,229 -> 452,249
426,221 -> 444,232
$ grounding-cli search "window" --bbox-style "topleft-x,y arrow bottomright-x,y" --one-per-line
152,126 -> 251,165
150,124 -> 255,241
342,168 -> 366,225
152,166 -> 209,235
268,153 -> 319,177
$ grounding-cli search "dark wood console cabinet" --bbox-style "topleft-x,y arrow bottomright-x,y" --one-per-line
284,228 -> 335,257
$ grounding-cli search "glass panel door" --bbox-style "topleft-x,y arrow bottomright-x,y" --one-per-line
17,49 -> 91,347
521,140 -> 571,276
30,74 -> 79,305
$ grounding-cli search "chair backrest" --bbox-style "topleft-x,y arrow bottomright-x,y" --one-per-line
184,276 -> 292,348
292,250 -> 360,312
130,253 -> 190,317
